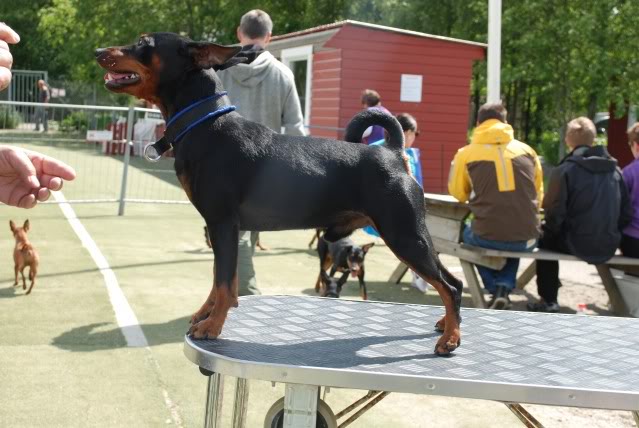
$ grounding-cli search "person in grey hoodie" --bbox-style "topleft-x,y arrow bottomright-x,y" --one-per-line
216,9 -> 306,296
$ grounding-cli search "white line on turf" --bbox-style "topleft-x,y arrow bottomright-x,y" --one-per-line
54,191 -> 184,427
53,190 -> 148,347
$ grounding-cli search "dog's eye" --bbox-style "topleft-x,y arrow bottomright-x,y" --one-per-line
138,38 -> 146,47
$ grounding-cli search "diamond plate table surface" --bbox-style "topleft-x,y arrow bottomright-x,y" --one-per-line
184,295 -> 639,411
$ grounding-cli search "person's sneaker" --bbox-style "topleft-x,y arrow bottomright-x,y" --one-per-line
410,271 -> 430,293
527,301 -> 560,313
489,285 -> 511,310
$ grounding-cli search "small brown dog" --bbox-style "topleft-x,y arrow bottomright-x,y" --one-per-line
10,220 -> 39,295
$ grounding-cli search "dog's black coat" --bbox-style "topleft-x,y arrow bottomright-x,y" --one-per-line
95,32 -> 463,354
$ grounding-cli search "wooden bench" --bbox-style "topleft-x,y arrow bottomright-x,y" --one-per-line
389,193 -> 639,316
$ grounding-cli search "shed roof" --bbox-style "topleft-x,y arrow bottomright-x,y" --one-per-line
271,20 -> 487,48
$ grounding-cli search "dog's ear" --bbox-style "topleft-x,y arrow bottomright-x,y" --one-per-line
9,220 -> 15,232
362,242 -> 375,254
23,219 -> 30,232
186,42 -> 244,70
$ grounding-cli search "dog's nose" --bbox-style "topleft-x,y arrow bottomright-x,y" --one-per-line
94,48 -> 108,58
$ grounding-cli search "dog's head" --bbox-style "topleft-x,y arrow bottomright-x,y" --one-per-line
95,32 -> 245,105
9,219 -> 30,242
320,271 -> 348,298
345,242 -> 375,278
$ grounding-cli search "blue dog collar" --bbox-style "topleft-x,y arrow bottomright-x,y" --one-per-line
144,92 -> 236,162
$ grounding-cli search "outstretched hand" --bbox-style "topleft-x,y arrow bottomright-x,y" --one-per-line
0,146 -> 76,208
0,22 -> 19,91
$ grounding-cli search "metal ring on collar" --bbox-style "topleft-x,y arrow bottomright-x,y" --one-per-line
144,143 -> 162,162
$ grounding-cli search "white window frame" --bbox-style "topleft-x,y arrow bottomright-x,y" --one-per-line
281,45 -> 313,126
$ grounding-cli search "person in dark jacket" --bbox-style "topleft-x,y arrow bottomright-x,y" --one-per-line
527,117 -> 633,313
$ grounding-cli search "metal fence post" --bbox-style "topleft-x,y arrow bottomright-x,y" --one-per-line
118,106 -> 135,216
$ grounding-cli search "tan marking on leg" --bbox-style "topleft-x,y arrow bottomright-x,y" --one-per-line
427,278 -> 461,355
190,262 -> 217,324
177,174 -> 193,202
189,282 -> 236,339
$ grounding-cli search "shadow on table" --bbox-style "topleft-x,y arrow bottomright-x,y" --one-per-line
196,332 -> 445,369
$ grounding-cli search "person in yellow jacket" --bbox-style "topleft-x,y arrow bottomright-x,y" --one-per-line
449,103 -> 543,309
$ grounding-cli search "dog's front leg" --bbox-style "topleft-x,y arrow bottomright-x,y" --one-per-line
358,267 -> 368,300
190,260 -> 217,325
189,220 -> 239,339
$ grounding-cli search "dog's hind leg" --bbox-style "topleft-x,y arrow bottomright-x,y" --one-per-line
371,196 -> 462,355
20,268 -> 26,290
433,261 -> 463,332
26,267 -> 36,295
189,219 -> 240,340
386,236 -> 461,355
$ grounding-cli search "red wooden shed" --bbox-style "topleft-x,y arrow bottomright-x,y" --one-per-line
267,20 -> 486,193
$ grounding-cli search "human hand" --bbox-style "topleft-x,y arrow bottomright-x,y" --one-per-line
0,146 -> 76,208
0,23 -> 20,91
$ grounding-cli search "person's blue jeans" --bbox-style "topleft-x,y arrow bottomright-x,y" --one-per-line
463,226 -> 536,294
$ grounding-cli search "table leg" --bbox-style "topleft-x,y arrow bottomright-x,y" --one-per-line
460,260 -> 487,308
595,265 -> 630,317
505,403 -> 544,427
284,383 -> 319,428
232,378 -> 250,428
389,262 -> 409,284
516,260 -> 537,290
204,373 -> 225,428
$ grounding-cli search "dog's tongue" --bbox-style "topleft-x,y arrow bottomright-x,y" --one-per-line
105,72 -> 131,81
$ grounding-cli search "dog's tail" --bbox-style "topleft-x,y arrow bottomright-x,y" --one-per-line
344,109 -> 404,151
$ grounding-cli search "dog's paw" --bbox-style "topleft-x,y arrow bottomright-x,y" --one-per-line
188,317 -> 224,340
190,306 -> 213,325
434,330 -> 461,356
434,317 -> 445,332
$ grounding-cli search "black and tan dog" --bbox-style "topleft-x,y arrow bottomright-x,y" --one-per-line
316,236 -> 374,300
95,33 -> 462,355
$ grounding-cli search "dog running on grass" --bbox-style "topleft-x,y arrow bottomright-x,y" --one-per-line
10,220 -> 39,295
95,33 -> 463,355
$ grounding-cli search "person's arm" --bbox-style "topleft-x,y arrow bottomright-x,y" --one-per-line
0,23 -> 19,91
618,169 -> 634,230
281,84 -> 306,136
447,150 -> 471,202
533,152 -> 544,209
542,167 -> 568,235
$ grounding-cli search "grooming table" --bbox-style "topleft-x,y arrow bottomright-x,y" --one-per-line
184,295 -> 639,427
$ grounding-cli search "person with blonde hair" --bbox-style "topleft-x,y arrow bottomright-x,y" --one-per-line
528,117 -> 633,312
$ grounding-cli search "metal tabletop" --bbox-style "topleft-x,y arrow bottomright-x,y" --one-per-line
184,295 -> 639,411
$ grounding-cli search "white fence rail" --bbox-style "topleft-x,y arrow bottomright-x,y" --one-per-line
0,100 -> 188,215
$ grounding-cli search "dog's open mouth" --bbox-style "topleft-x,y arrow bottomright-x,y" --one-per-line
104,71 -> 140,88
